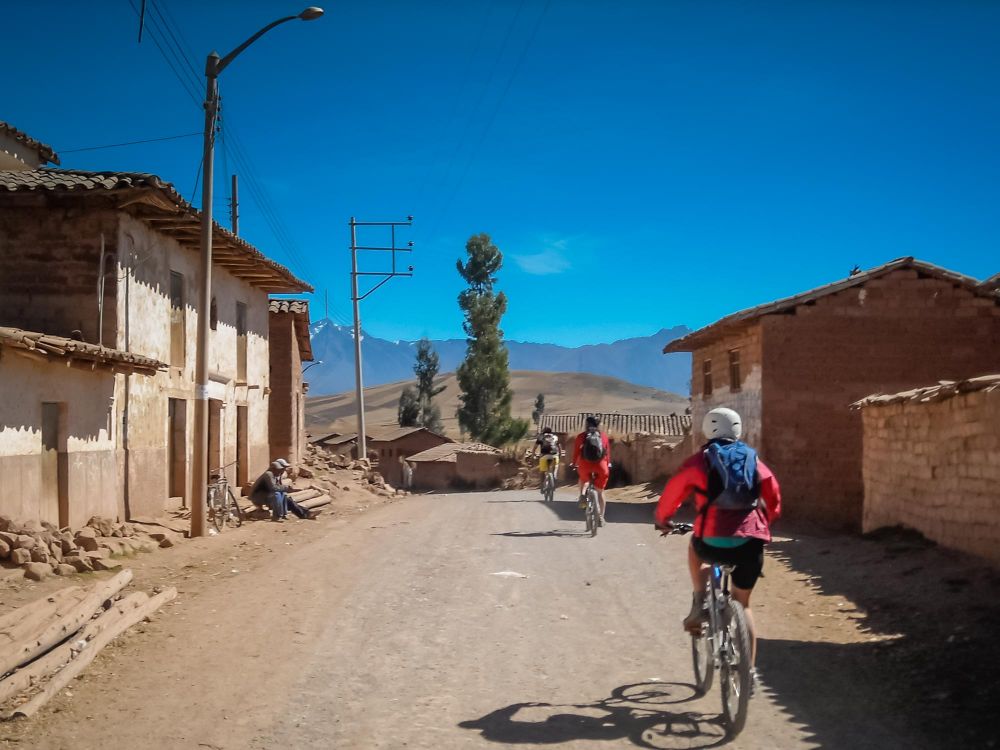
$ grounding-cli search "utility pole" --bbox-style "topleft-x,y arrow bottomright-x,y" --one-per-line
230,174 -> 239,234
349,216 -> 414,462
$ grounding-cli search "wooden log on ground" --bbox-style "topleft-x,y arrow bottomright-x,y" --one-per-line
5,587 -> 177,720
299,494 -> 331,510
289,488 -> 322,503
0,587 -> 85,652
0,570 -> 132,677
0,592 -> 148,706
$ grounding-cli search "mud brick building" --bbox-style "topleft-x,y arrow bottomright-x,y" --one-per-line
854,375 -> 1000,565
405,442 -> 502,491
368,426 -> 453,488
665,258 -> 1000,530
0,159 -> 311,525
268,299 -> 313,468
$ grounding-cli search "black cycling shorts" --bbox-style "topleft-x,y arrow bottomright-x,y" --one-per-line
692,537 -> 765,591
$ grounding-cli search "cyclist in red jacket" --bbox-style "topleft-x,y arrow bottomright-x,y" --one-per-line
573,415 -> 611,523
654,407 -> 781,673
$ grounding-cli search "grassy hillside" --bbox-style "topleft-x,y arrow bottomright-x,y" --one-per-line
306,370 -> 689,439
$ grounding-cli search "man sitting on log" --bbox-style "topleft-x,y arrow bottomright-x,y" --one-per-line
250,459 -> 314,522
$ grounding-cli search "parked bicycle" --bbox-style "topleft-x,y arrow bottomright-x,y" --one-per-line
207,462 -> 244,532
664,522 -> 753,736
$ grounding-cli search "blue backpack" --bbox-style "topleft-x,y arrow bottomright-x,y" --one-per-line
703,440 -> 760,511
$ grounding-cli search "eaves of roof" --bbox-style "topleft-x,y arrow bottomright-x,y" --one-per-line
665,257 -> 995,353
0,168 -> 311,294
0,326 -> 165,375
269,298 -> 313,361
0,121 -> 60,165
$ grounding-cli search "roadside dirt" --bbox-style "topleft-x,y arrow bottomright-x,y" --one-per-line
1,482 -> 995,748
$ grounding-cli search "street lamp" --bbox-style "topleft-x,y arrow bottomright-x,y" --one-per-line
191,7 -> 324,538
302,360 -> 323,374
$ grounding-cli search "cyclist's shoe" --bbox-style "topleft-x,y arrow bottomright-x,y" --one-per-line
578,495 -> 587,509
682,592 -> 708,632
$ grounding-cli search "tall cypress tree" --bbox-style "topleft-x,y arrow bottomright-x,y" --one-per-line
455,233 -> 529,445
413,338 -> 445,433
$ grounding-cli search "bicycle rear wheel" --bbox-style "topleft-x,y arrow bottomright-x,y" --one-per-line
720,599 -> 752,736
227,487 -> 244,527
587,490 -> 599,537
691,630 -> 714,695
207,487 -> 223,532
544,473 -> 554,502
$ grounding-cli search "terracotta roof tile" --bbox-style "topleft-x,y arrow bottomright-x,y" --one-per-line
0,121 -> 59,165
269,298 -> 313,361
539,412 -> 691,437
0,168 -> 311,294
0,326 -> 165,374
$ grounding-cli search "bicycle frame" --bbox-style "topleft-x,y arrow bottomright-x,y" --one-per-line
704,564 -> 732,668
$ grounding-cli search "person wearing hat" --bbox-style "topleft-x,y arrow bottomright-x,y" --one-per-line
249,459 -> 313,521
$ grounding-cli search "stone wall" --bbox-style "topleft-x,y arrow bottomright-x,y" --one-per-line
860,387 -> 1000,565
612,433 -> 693,484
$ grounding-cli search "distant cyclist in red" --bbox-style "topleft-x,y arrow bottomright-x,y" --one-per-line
573,415 -> 611,524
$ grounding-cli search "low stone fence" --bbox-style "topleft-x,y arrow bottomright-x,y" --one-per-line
855,375 -> 1000,566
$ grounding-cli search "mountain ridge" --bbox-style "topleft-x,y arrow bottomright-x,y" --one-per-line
305,320 -> 692,396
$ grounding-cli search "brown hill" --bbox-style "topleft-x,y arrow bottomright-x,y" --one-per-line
306,370 -> 689,439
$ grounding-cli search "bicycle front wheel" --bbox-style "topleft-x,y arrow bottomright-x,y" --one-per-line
207,488 -> 223,532
691,630 -> 714,695
587,490 -> 599,537
227,488 -> 244,527
720,599 -> 752,736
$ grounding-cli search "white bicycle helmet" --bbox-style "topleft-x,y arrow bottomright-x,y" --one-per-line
702,407 -> 742,441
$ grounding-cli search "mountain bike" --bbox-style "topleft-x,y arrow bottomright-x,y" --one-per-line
580,470 -> 602,537
664,522 -> 753,736
207,463 -> 243,532
538,456 -> 558,503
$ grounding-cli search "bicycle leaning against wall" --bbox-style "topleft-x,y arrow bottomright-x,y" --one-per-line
207,461 -> 244,532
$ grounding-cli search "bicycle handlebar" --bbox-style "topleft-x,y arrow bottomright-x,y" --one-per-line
657,522 -> 693,536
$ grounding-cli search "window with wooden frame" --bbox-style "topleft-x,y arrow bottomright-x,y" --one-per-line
728,349 -> 742,392
702,359 -> 713,397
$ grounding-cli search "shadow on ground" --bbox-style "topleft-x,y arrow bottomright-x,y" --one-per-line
763,524 -> 1000,749
459,682 -> 729,749
534,498 -> 659,526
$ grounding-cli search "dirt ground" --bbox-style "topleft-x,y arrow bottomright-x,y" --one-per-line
0,483 -> 996,749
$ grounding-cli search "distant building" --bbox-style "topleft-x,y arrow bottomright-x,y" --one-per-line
368,426 -> 453,488
0,163 -> 311,525
269,299 -> 313,468
405,442 -> 502,491
665,257 -> 1000,530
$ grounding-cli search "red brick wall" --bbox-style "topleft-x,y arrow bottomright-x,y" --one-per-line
371,431 -> 453,487
760,270 -> 1000,529
268,313 -> 301,463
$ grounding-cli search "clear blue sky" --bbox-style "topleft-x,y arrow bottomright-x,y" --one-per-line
5,1 -> 999,346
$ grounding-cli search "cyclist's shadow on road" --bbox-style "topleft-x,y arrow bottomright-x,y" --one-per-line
459,682 -> 728,748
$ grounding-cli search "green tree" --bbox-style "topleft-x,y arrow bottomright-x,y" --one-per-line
455,233 -> 529,445
532,393 -> 545,426
397,386 -> 420,427
413,338 -> 445,432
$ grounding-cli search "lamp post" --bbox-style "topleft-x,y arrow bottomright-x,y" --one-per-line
302,360 -> 323,375
190,7 -> 324,538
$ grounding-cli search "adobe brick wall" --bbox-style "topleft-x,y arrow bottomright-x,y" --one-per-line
371,431 -> 453,487
268,313 -> 298,462
0,203 -> 119,344
760,270 -> 1000,530
860,388 -> 1000,566
613,432 -> 693,484
689,323 -> 764,452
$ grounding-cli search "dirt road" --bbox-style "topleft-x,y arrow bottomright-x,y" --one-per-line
5,491 -> 945,749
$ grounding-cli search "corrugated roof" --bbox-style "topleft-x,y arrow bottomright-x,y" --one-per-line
665,257 -> 996,353
406,442 -> 501,463
0,168 -> 311,293
0,326 -> 165,374
539,412 -> 692,437
852,374 -> 1000,409
269,298 -> 313,361
0,121 -> 59,165
310,432 -> 359,446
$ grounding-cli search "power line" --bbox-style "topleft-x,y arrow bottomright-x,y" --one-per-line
61,132 -> 202,153
126,0 -> 201,106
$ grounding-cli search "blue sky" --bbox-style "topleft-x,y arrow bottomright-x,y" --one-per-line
5,1 -> 999,346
